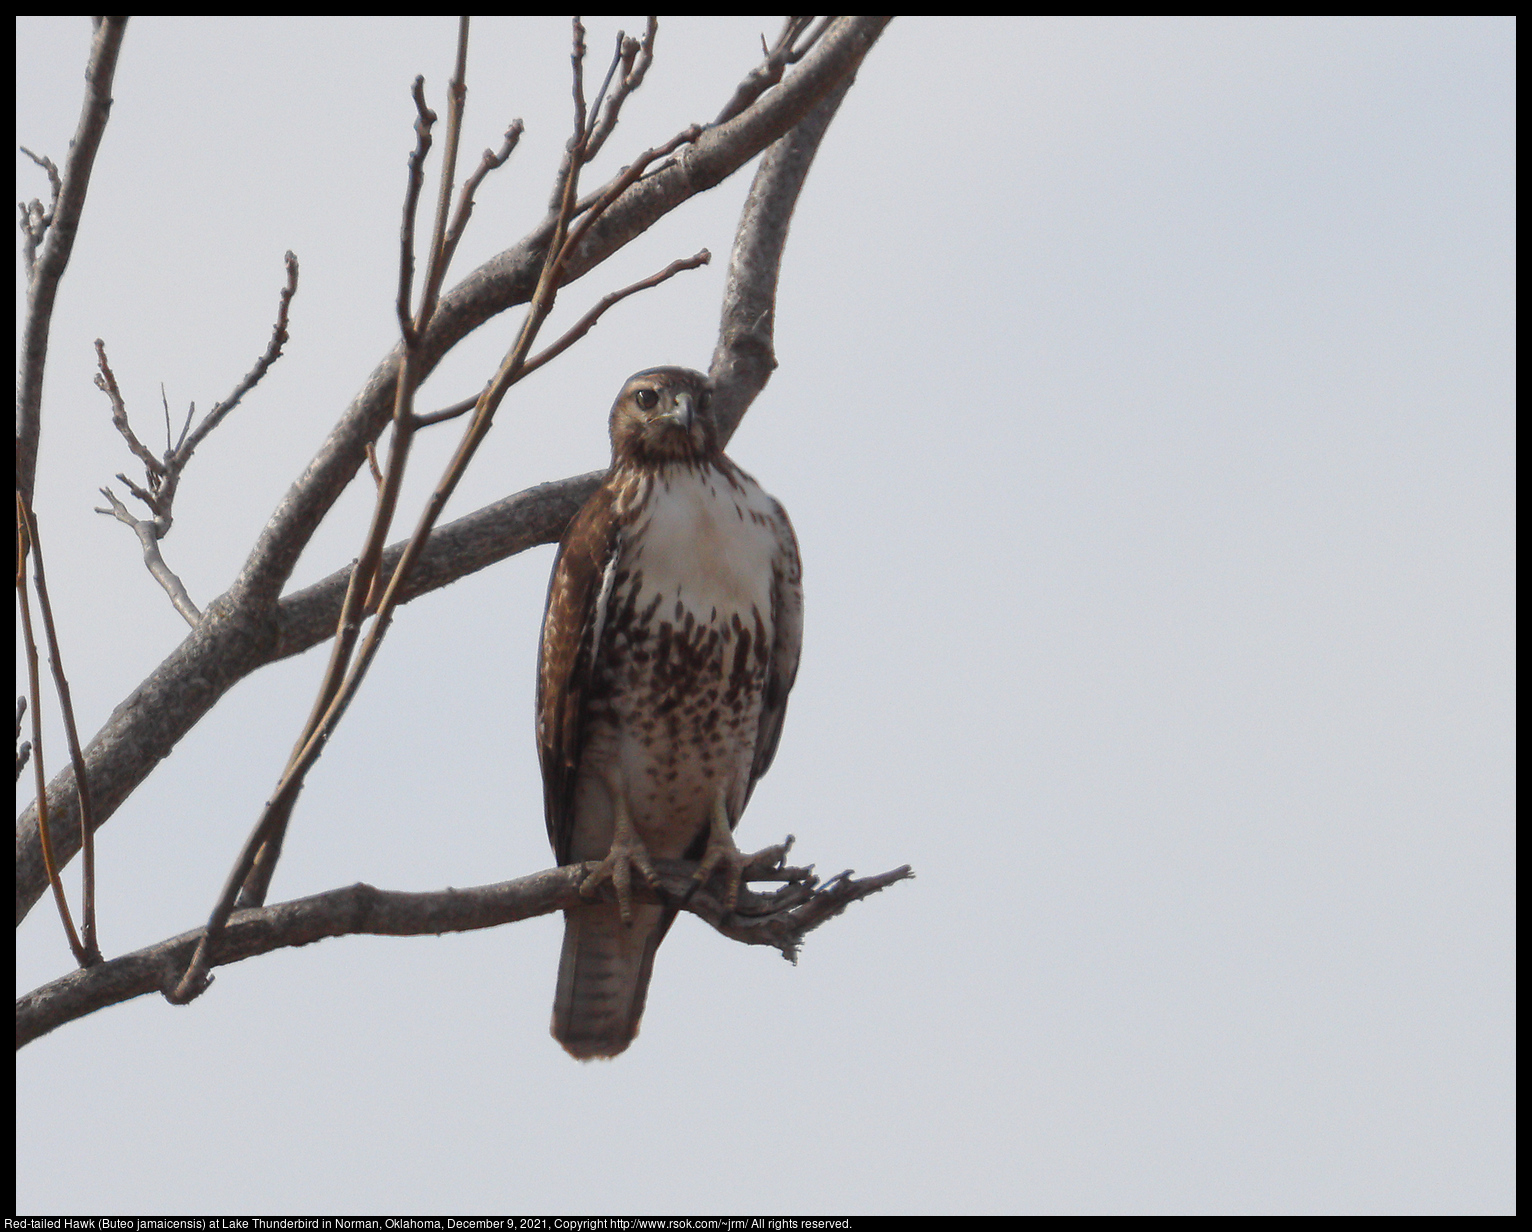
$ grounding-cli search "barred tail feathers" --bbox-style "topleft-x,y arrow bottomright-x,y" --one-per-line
551,901 -> 671,1060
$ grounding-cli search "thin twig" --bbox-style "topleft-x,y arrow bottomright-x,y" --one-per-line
17,147 -> 62,273
570,17 -> 588,150
396,76 -> 437,341
584,29 -> 627,146
520,248 -> 711,381
94,341 -> 165,490
16,495 -> 88,966
161,385 -> 172,453
557,124 -> 703,269
415,17 -> 471,335
180,251 -> 299,458
544,16 -> 589,218
16,695 -> 32,782
584,17 -> 658,161
411,392 -> 482,430
17,502 -> 103,962
439,120 -> 523,277
364,442 -> 384,489
173,395 -> 196,456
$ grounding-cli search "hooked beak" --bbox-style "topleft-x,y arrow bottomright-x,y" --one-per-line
664,391 -> 696,432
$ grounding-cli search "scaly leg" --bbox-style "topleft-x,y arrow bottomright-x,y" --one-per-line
691,791 -> 767,914
579,780 -> 660,926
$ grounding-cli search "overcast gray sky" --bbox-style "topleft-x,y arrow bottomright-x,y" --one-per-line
16,16 -> 1514,1216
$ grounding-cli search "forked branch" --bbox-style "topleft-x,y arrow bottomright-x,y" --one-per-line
93,253 -> 300,625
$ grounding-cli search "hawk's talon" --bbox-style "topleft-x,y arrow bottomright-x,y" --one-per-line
691,800 -> 781,917
579,833 -> 660,926
691,854 -> 741,913
743,837 -> 793,877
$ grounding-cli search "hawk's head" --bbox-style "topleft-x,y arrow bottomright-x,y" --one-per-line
609,367 -> 717,465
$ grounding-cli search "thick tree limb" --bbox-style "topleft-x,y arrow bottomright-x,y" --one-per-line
17,851 -> 914,1048
710,74 -> 860,444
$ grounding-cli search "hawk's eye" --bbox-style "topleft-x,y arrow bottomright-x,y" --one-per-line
634,389 -> 659,411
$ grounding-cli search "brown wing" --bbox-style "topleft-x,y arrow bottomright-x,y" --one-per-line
743,494 -> 804,810
536,482 -> 623,865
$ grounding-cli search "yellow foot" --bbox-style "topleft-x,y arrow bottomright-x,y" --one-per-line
581,827 -> 660,926
691,799 -> 783,914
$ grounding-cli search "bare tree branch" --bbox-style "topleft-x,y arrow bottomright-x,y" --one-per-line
16,468 -> 598,926
710,73 -> 862,445
18,849 -> 914,1049
16,147 -> 62,273
440,120 -> 524,277
16,16 -> 893,927
91,340 -> 165,485
15,697 -> 31,782
270,471 -> 603,658
94,486 -> 202,625
179,251 -> 299,460
519,248 -> 712,381
223,19 -> 480,936
712,16 -> 827,128
16,15 -> 128,507
91,254 -> 301,624
15,498 -> 89,965
15,500 -> 103,962
583,18 -> 657,161
411,393 -> 480,430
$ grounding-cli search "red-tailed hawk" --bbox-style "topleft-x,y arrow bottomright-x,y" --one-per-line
536,367 -> 803,1060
